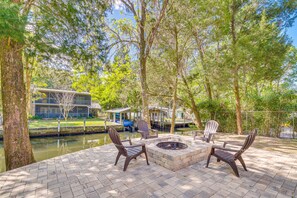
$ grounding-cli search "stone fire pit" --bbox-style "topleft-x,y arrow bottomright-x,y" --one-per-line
138,134 -> 212,171
156,141 -> 188,150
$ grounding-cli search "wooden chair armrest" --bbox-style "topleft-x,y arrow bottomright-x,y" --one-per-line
125,143 -> 145,148
223,141 -> 243,148
121,139 -> 132,145
212,145 -> 239,152
193,130 -> 208,140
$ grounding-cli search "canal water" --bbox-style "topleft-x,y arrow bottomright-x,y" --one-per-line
0,132 -> 142,173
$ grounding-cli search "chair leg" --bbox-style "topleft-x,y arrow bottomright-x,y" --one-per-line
206,147 -> 215,167
144,151 -> 150,165
115,152 -> 121,166
228,161 -> 239,177
206,154 -> 211,168
193,131 -> 197,140
123,157 -> 132,171
237,156 -> 247,171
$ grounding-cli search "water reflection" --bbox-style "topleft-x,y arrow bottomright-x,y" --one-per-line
0,132 -> 141,173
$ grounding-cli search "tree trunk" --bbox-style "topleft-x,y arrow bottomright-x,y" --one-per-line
139,1 -> 150,127
191,104 -> 203,129
140,57 -> 150,127
0,38 -> 35,170
24,58 -> 32,116
196,38 -> 212,101
181,73 -> 203,129
64,112 -> 68,121
170,78 -> 178,134
231,0 -> 242,134
233,74 -> 243,134
193,30 -> 214,119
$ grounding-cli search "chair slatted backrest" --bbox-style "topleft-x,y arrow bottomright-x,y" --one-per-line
137,120 -> 149,138
234,129 -> 257,160
108,127 -> 127,156
204,120 -> 219,137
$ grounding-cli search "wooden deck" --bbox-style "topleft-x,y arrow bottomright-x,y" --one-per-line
151,120 -> 194,130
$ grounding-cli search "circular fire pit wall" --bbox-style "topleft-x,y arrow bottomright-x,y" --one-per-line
156,141 -> 188,150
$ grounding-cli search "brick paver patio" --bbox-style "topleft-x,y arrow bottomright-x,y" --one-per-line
0,135 -> 296,198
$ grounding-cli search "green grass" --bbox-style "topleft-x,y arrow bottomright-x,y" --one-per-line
29,118 -> 116,128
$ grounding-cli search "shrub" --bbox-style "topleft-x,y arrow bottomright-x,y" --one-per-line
29,115 -> 42,120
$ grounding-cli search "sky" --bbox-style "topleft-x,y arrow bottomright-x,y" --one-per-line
287,22 -> 297,47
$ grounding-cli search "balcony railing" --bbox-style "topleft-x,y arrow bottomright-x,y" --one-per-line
34,99 -> 91,105
74,100 -> 91,105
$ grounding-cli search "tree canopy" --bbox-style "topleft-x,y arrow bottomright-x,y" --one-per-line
1,0 -> 297,136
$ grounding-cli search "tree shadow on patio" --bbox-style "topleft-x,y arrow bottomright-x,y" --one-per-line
215,133 -> 297,155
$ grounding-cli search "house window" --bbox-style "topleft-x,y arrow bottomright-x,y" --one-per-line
51,108 -> 59,113
40,107 -> 48,113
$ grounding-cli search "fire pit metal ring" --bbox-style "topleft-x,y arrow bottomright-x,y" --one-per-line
156,141 -> 188,150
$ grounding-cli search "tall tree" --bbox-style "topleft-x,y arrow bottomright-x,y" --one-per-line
0,0 -> 108,170
230,0 -> 243,134
217,0 -> 291,134
111,0 -> 169,126
30,0 -> 108,70
73,53 -> 141,111
180,69 -> 203,129
153,1 -> 202,133
0,0 -> 35,170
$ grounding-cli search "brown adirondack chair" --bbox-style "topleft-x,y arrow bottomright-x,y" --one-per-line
108,127 -> 149,171
194,120 -> 219,143
137,120 -> 158,140
206,129 -> 257,177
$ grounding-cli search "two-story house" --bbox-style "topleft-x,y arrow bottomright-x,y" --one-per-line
31,88 -> 92,119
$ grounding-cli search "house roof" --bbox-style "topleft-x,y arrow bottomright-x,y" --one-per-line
34,88 -> 90,95
105,107 -> 131,113
149,106 -> 169,112
105,106 -> 170,113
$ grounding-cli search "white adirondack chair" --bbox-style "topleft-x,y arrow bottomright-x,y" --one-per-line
194,120 -> 219,143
